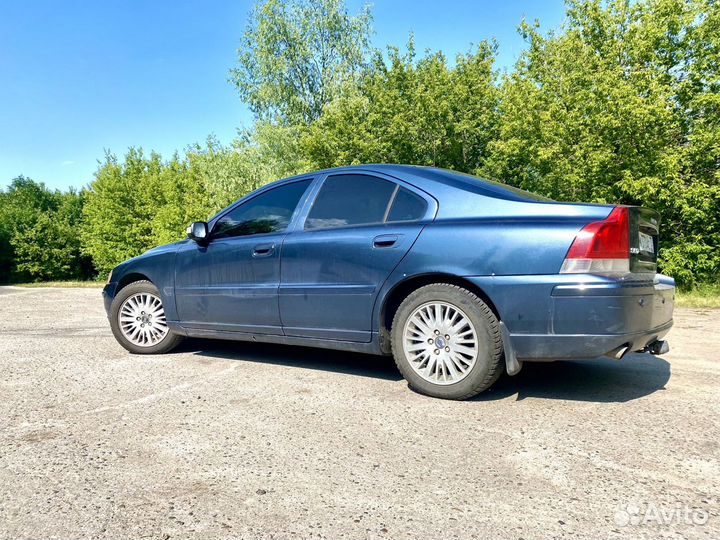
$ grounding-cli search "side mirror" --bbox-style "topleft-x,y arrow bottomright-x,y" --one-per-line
186,221 -> 209,244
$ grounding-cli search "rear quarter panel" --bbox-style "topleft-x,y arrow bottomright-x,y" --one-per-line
395,218 -> 590,277
373,200 -> 614,335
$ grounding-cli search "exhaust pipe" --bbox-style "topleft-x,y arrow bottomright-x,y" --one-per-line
645,340 -> 669,355
612,344 -> 631,359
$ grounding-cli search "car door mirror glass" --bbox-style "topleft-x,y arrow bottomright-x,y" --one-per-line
187,221 -> 209,243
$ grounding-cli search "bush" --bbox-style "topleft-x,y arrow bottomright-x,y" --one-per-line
0,177 -> 94,283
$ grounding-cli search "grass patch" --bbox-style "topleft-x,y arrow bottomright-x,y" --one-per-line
14,280 -> 104,288
676,283 -> 720,309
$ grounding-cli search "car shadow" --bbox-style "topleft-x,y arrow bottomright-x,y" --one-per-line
175,338 -> 404,382
476,353 -> 671,403
176,340 -> 670,403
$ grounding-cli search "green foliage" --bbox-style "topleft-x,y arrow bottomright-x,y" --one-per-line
0,177 -> 92,282
302,38 -> 500,171
676,283 -> 720,309
13,191 -> 92,281
79,136 -> 301,275
230,0 -> 372,124
16,281 -> 104,288
80,149 -> 169,275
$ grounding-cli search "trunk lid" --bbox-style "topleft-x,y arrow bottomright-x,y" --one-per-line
629,207 -> 659,273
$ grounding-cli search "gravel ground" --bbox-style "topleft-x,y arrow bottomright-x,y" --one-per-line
0,286 -> 718,539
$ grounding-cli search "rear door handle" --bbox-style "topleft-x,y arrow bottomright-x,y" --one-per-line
252,243 -> 275,257
373,234 -> 399,248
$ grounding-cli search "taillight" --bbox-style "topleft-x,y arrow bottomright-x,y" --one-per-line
560,206 -> 630,274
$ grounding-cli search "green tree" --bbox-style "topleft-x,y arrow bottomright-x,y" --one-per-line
0,177 -> 93,282
12,190 -> 93,281
80,149 -> 169,275
0,177 -> 62,282
230,0 -> 372,124
150,137 -> 268,245
80,139 -> 290,274
302,39 -> 500,172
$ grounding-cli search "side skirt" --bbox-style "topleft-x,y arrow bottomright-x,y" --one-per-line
169,322 -> 385,355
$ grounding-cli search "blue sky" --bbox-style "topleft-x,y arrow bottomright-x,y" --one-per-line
0,0 -> 565,191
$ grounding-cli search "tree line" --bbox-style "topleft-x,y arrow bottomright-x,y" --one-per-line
1,0 -> 718,287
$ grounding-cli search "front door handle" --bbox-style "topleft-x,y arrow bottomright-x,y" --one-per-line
373,234 -> 399,248
252,243 -> 275,257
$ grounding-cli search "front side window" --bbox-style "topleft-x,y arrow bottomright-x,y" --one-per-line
305,174 -> 397,230
212,179 -> 311,239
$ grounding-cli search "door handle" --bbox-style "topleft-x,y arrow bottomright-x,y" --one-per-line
252,243 -> 275,257
373,234 -> 399,248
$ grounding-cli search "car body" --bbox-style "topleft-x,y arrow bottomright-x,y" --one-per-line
103,165 -> 674,399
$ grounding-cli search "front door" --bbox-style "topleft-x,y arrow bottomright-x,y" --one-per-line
175,178 -> 312,334
279,173 -> 431,342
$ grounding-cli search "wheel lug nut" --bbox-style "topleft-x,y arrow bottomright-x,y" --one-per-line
444,334 -> 450,340
136,317 -> 140,321
141,323 -> 145,328
434,349 -> 440,355
434,329 -> 440,335
445,346 -> 450,352
427,338 -> 434,344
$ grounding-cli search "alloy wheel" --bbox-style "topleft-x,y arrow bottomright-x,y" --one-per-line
118,292 -> 169,347
402,301 -> 479,385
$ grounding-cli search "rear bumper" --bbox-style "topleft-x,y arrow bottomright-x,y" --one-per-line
510,319 -> 673,361
466,273 -> 675,361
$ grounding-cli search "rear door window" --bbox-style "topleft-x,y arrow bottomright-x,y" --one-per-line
305,174 -> 397,230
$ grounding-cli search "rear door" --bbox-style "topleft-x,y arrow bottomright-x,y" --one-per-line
279,172 -> 435,342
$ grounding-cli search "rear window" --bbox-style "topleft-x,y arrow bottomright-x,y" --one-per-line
410,167 -> 554,202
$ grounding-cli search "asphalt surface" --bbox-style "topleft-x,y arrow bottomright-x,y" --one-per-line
0,286 -> 718,539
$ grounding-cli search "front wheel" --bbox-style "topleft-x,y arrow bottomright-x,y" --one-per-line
391,283 -> 503,400
109,280 -> 183,354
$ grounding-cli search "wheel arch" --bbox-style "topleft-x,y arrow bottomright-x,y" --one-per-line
378,273 -> 501,352
116,272 -> 152,294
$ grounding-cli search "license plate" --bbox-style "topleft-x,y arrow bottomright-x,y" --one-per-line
639,232 -> 654,253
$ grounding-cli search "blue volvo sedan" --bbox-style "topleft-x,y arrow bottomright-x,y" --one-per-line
103,165 -> 674,399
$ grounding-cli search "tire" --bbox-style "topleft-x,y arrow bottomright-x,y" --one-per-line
109,280 -> 184,354
391,283 -> 503,400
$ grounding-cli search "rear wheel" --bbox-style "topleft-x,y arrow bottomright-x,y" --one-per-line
391,283 -> 503,400
109,280 -> 183,354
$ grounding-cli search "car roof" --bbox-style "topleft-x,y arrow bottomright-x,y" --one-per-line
211,164 -> 609,225
285,164 -> 552,203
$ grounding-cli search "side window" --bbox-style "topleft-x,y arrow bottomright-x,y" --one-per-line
387,187 -> 427,222
305,174 -> 396,230
212,179 -> 311,239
